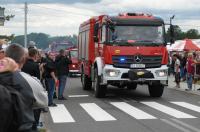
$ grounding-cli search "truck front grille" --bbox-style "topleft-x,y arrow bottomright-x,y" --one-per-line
112,55 -> 162,68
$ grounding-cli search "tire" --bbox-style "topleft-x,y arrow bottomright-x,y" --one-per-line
148,84 -> 164,97
93,68 -> 106,98
68,73 -> 72,77
127,82 -> 137,90
81,70 -> 92,90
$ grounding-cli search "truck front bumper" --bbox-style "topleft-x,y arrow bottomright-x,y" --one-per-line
69,70 -> 80,73
102,64 -> 168,86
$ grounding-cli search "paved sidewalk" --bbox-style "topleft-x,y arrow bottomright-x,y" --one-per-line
168,75 -> 200,96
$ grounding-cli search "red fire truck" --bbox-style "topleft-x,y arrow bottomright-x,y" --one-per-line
78,13 -> 174,98
68,48 -> 80,76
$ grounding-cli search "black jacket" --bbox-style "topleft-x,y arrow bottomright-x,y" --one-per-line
55,55 -> 72,76
0,71 -> 35,132
13,71 -> 35,132
44,58 -> 56,78
22,59 -> 40,80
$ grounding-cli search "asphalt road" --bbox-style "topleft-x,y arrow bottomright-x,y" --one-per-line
43,76 -> 200,132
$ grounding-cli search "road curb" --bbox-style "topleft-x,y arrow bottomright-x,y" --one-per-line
167,86 -> 200,96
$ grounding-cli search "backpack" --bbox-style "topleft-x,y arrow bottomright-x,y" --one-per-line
0,72 -> 24,132
0,84 -> 13,132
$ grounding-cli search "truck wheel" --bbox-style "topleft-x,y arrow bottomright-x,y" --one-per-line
68,73 -> 72,77
127,82 -> 137,90
148,84 -> 164,97
81,71 -> 92,90
94,68 -> 106,98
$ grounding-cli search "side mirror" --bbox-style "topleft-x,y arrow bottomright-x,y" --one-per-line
94,23 -> 99,42
170,24 -> 175,44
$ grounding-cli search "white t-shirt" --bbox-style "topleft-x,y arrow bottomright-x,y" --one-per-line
174,59 -> 180,73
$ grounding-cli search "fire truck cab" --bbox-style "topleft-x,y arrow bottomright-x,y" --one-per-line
78,13 -> 171,98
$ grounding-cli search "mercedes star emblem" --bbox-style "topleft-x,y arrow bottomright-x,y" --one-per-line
134,55 -> 142,63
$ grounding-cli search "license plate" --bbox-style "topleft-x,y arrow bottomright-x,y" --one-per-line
130,64 -> 145,68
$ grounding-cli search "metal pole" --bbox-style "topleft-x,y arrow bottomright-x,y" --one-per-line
24,2 -> 27,48
170,15 -> 175,25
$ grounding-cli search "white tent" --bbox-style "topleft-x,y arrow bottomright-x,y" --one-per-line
167,39 -> 200,51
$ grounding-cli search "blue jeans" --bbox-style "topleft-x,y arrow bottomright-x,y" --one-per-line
46,78 -> 55,105
58,75 -> 67,98
187,73 -> 193,89
180,67 -> 186,79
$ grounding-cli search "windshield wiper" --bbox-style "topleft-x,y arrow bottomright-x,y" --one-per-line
135,40 -> 161,46
109,39 -> 131,46
108,39 -> 162,46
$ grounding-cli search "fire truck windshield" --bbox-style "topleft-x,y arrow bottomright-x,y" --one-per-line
108,25 -> 164,45
70,50 -> 78,58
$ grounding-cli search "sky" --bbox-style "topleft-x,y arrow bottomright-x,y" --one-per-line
0,0 -> 200,36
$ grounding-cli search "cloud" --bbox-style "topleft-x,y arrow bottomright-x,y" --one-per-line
1,4 -> 97,36
0,0 -> 101,4
1,0 -> 200,36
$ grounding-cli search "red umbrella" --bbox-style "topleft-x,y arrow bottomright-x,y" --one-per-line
169,39 -> 200,51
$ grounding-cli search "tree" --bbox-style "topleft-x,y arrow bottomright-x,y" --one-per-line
166,25 -> 200,41
0,7 -> 15,41
0,34 -> 15,41
28,33 -> 49,49
12,33 -> 78,49
185,29 -> 199,39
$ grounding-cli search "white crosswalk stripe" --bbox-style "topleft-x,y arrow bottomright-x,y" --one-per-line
80,103 -> 117,121
110,102 -> 157,119
48,101 -> 200,123
171,102 -> 200,113
141,102 -> 197,119
49,104 -> 75,123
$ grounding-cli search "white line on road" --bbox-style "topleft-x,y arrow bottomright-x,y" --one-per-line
161,119 -> 191,132
141,102 -> 197,119
68,95 -> 89,97
49,104 -> 75,123
170,118 -> 200,132
110,102 -> 156,119
171,102 -> 200,113
80,103 -> 116,121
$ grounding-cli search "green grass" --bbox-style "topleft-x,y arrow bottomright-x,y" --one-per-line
39,128 -> 47,132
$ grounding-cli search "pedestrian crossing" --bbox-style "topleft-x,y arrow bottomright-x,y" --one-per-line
48,101 -> 200,123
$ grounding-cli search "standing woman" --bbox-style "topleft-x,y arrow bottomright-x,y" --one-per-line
186,53 -> 195,91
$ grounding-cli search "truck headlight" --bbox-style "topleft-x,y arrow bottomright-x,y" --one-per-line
105,69 -> 120,77
72,64 -> 76,68
156,70 -> 168,77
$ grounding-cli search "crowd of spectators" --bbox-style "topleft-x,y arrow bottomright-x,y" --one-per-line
0,43 -> 71,132
169,51 -> 200,91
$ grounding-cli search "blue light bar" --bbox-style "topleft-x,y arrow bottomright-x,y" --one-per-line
120,57 -> 126,62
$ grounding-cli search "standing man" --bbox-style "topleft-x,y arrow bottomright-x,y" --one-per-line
22,48 -> 40,79
44,52 -> 57,106
21,48 -> 42,130
173,54 -> 181,88
55,49 -> 72,100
